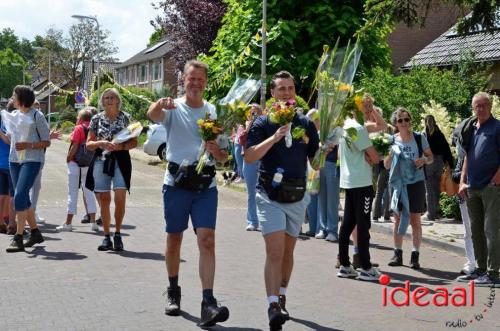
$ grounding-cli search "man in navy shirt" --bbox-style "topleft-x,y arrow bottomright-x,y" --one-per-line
245,71 -> 319,330
458,92 -> 500,287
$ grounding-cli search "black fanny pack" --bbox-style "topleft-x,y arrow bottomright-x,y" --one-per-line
168,162 -> 216,191
259,174 -> 306,203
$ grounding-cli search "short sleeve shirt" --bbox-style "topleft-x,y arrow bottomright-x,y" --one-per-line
159,98 -> 228,186
89,111 -> 131,141
69,122 -> 90,162
246,114 -> 319,180
393,132 -> 429,182
9,109 -> 50,164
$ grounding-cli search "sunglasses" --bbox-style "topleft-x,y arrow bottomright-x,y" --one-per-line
397,118 -> 411,123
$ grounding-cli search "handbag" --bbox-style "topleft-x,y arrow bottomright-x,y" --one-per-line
440,166 -> 458,196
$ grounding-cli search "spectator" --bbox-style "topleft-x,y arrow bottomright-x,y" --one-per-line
0,101 -> 14,234
423,115 -> 454,221
86,87 -> 137,251
457,92 -> 500,287
384,108 -> 433,269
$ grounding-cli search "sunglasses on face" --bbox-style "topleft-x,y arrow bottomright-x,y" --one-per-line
397,118 -> 411,123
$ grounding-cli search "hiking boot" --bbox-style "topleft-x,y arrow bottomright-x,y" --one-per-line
113,233 -> 124,251
388,249 -> 403,266
24,229 -> 44,248
410,251 -> 420,269
278,295 -> 290,320
164,286 -> 181,316
6,234 -> 24,253
97,236 -> 113,251
268,302 -> 286,331
199,297 -> 229,327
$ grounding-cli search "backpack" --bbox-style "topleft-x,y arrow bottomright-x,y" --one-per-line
74,126 -> 95,167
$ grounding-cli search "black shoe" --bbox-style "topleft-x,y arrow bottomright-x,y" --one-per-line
6,234 -> 24,253
164,286 -> 181,316
200,297 -> 229,327
96,217 -> 103,226
268,302 -> 286,331
97,236 -> 113,251
24,230 -> 44,248
410,251 -> 420,269
81,214 -> 90,224
278,295 -> 290,320
388,249 -> 403,266
113,234 -> 123,251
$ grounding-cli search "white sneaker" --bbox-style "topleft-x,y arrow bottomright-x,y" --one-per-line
91,223 -> 99,232
245,224 -> 257,231
325,233 -> 339,242
315,230 -> 326,239
56,223 -> 73,232
337,265 -> 358,278
36,213 -> 45,224
357,267 -> 382,281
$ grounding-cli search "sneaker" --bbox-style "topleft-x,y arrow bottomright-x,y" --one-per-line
460,264 -> 477,275
35,214 -> 45,225
95,217 -> 103,226
113,234 -> 124,251
325,232 -> 339,242
337,265 -> 358,278
357,267 -> 382,281
164,286 -> 181,316
410,251 -> 420,269
24,230 -> 44,247
278,295 -> 290,320
315,230 -> 326,239
473,273 -> 500,287
388,249 -> 403,266
199,297 -> 229,327
457,269 -> 482,282
56,223 -> 73,232
245,224 -> 257,231
81,214 -> 90,224
90,223 -> 99,232
6,234 -> 24,253
97,236 -> 113,251
268,302 -> 286,331
304,231 -> 315,237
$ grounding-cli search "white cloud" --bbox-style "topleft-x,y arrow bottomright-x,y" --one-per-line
0,0 -> 160,61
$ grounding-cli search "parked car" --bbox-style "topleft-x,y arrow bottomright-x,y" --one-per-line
143,124 -> 167,160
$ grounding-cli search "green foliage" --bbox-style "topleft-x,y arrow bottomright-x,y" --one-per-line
266,95 -> 310,111
58,106 -> 77,124
359,63 -> 489,127
148,28 -> 164,47
59,121 -> 75,134
153,85 -> 173,100
89,83 -> 155,122
201,0 -> 393,101
0,48 -> 26,97
439,193 -> 461,221
0,28 -> 35,64
54,95 -> 67,112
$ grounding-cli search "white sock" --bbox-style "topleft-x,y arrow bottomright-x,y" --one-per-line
267,295 -> 279,304
279,287 -> 286,296
412,247 -> 419,252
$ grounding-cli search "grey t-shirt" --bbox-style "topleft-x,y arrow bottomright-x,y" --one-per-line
393,132 -> 429,182
160,98 -> 228,186
9,109 -> 50,164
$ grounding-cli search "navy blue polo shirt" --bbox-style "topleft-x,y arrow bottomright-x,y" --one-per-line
326,146 -> 338,163
466,116 -> 500,189
247,114 -> 319,180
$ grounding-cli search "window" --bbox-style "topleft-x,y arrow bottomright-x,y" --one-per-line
139,64 -> 148,83
128,67 -> 135,85
152,60 -> 162,81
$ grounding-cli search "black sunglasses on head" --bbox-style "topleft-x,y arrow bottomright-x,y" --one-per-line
397,118 -> 411,123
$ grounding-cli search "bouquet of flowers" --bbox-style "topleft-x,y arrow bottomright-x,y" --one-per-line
113,122 -> 143,144
311,39 -> 362,168
369,132 -> 394,156
268,99 -> 297,147
195,113 -> 224,174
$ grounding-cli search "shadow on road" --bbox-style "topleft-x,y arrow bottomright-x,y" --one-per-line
290,317 -> 343,331
382,270 -> 454,292
109,250 -> 185,262
179,310 -> 262,330
27,246 -> 87,260
110,224 -> 136,230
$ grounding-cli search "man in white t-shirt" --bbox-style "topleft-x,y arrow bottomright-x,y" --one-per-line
147,60 -> 229,327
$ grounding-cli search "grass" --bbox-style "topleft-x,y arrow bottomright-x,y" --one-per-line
137,133 -> 147,147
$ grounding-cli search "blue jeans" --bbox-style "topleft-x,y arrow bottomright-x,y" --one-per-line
234,143 -> 244,179
307,193 -> 319,234
10,162 -> 41,212
243,160 -> 259,226
318,161 -> 340,235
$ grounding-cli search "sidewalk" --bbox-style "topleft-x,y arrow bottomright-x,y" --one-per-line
130,147 -> 468,255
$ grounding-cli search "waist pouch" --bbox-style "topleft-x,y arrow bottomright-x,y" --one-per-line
168,162 -> 216,191
259,174 -> 306,203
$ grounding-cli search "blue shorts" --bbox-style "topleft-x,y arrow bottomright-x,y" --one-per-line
0,168 -> 13,196
93,159 -> 127,192
163,185 -> 218,233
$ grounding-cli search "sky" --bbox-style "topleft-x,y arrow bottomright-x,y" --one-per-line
0,0 -> 161,62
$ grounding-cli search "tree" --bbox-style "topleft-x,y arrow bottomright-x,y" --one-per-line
152,0 -> 227,71
0,48 -> 27,97
34,21 -> 118,88
0,28 -> 35,64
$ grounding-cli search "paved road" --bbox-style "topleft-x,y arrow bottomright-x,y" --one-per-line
0,140 -> 498,331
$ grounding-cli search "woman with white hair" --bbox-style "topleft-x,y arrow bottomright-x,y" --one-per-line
86,88 -> 137,251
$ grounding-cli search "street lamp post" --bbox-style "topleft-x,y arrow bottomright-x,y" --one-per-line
71,15 -> 100,98
260,0 -> 267,109
33,46 -> 52,126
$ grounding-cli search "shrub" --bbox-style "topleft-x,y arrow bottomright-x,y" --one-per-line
57,106 -> 77,125
439,193 -> 461,221
60,121 -> 75,134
